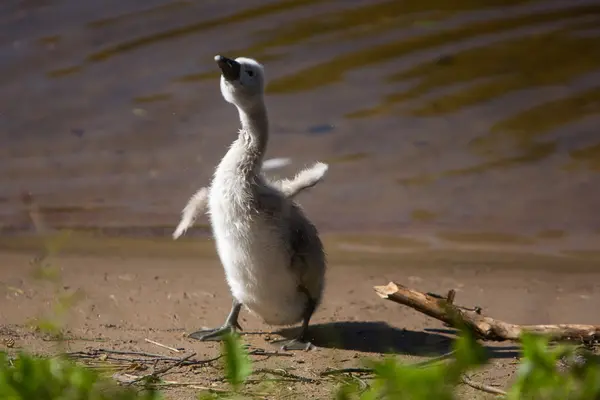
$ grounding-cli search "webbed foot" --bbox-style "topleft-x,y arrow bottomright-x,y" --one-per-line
188,298 -> 243,342
270,286 -> 318,351
188,323 -> 240,342
272,337 -> 315,351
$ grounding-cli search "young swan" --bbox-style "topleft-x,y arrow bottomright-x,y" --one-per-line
186,55 -> 327,351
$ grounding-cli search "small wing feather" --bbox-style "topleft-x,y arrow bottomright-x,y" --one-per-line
173,187 -> 209,239
276,162 -> 329,198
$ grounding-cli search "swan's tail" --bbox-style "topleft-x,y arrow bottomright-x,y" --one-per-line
172,187 -> 209,240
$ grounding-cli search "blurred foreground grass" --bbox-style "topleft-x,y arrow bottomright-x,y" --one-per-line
2,329 -> 599,399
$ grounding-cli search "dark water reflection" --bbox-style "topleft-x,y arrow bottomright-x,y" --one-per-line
1,0 -> 600,251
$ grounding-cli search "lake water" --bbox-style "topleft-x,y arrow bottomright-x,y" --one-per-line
1,0 -> 600,252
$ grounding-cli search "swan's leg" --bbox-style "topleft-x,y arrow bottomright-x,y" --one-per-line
271,287 -> 316,351
188,298 -> 243,341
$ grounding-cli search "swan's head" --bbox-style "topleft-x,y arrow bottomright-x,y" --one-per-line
215,55 -> 265,110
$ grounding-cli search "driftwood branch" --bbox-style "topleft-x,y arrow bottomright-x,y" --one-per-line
461,375 -> 507,396
374,282 -> 600,343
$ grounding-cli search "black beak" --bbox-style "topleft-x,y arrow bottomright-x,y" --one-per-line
214,55 -> 241,81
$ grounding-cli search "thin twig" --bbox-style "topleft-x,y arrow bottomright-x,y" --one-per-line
152,381 -> 229,391
155,381 -> 271,398
411,350 -> 456,368
461,374 -> 507,396
78,355 -> 173,364
67,349 -> 222,366
187,354 -> 223,366
128,352 -> 196,385
320,367 -> 374,377
248,349 -> 293,357
320,351 -> 456,377
152,352 -> 197,376
97,349 -> 172,358
254,368 -> 316,383
144,338 -> 181,353
70,347 -> 288,363
244,378 -> 306,384
43,336 -> 107,342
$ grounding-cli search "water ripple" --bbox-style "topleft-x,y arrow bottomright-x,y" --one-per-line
2,0 -> 600,241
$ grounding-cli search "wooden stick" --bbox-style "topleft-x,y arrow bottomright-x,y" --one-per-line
461,374 -> 507,396
144,338 -> 181,353
374,282 -> 600,343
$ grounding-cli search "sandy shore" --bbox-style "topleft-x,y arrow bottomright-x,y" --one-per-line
1,235 -> 600,398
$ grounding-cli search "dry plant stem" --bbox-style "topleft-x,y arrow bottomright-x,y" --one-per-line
155,382 -> 272,399
320,367 -> 374,377
151,352 -> 197,376
144,338 -> 181,353
461,374 -> 507,396
72,354 -> 182,364
67,350 -> 219,366
128,352 -> 197,385
374,282 -> 600,342
248,349 -> 294,357
43,336 -> 107,342
320,351 -> 457,377
67,347 -> 289,368
253,368 -> 317,383
412,350 -> 457,368
97,349 -> 175,358
154,382 -> 229,391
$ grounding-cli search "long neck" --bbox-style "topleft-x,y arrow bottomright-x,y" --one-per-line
238,102 -> 268,158
217,101 -> 269,181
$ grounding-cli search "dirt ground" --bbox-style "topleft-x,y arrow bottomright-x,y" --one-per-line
1,234 -> 600,399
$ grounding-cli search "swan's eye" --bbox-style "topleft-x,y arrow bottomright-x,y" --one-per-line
247,70 -> 254,77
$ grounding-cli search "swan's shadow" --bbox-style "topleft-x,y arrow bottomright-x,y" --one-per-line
271,321 -> 520,359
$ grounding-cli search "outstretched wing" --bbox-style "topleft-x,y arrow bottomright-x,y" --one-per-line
273,162 -> 329,198
173,187 -> 209,239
